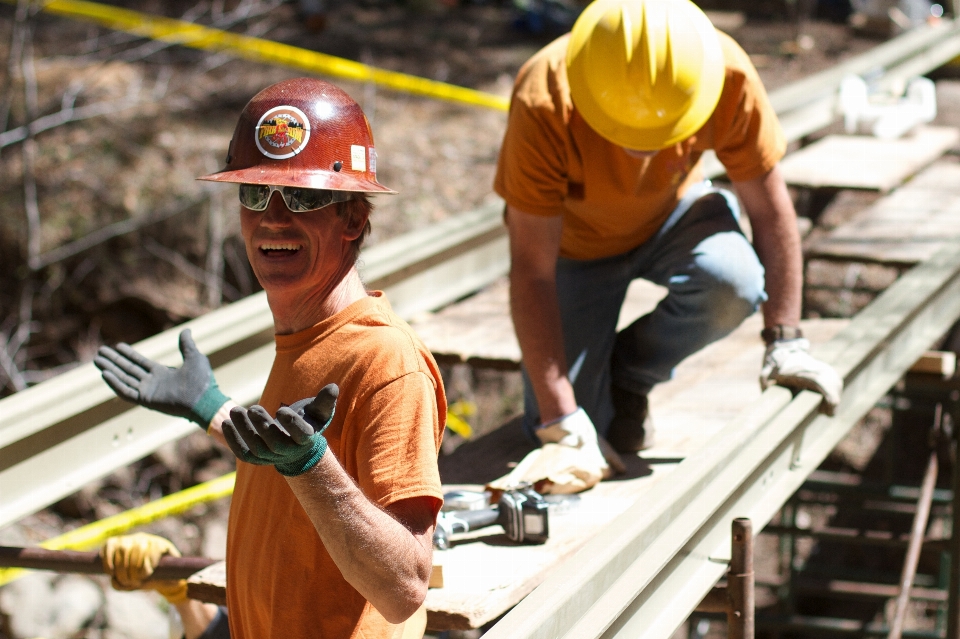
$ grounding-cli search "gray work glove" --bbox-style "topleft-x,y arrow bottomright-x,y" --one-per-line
94,329 -> 230,429
222,384 -> 338,477
760,338 -> 843,415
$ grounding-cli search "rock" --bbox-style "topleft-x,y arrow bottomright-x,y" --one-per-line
0,572 -> 57,638
103,589 -> 169,639
50,575 -> 104,637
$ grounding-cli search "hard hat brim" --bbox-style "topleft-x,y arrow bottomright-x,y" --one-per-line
196,166 -> 397,194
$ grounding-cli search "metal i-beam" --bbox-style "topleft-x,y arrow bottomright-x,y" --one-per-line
482,242 -> 960,639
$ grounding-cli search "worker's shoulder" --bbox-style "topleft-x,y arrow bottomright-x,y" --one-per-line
512,34 -> 573,112
717,30 -> 761,80
345,302 -> 435,373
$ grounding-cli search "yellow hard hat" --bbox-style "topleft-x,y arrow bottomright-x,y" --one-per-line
566,0 -> 725,151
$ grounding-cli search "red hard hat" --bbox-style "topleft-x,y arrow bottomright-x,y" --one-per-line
197,78 -> 395,194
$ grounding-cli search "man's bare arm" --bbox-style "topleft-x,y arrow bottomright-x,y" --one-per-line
286,464 -> 436,623
506,204 -> 577,423
732,164 -> 803,329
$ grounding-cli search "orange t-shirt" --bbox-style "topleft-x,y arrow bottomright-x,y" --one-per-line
493,31 -> 786,260
226,292 -> 446,638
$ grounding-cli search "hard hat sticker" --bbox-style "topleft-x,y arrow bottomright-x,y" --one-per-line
351,145 -> 366,172
255,106 -> 311,160
368,147 -> 377,175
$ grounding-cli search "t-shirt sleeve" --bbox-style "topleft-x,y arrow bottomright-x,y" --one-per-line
710,40 -> 787,182
352,371 -> 443,513
493,79 -> 569,217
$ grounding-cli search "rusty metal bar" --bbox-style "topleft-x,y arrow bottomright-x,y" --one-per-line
0,545 -> 215,581
728,518 -> 755,639
692,519 -> 756,639
888,404 -> 942,639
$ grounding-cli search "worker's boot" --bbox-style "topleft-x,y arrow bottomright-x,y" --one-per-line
607,386 -> 655,453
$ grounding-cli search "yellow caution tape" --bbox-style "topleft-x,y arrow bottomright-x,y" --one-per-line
0,472 -> 235,586
446,399 -> 477,439
26,0 -> 509,112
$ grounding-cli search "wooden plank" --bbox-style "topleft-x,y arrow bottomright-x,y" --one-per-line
806,160 -> 960,266
186,561 -> 227,606
425,316 -> 848,630
410,277 -> 667,369
909,350 -> 957,377
778,126 -> 959,191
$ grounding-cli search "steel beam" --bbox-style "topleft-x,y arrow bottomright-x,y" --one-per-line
482,242 -> 960,639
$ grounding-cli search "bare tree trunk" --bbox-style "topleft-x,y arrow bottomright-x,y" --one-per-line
206,175 -> 226,309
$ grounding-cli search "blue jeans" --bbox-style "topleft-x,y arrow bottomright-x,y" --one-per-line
521,184 -> 768,438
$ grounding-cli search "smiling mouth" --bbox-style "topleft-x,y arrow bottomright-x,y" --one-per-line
259,242 -> 303,255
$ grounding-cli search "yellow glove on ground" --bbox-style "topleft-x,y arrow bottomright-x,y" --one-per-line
100,533 -> 189,604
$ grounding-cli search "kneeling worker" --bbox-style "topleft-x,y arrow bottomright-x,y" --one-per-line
95,78 -> 445,638
495,0 -> 843,470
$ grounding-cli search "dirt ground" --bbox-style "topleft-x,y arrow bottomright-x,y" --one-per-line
1,1 -> 957,637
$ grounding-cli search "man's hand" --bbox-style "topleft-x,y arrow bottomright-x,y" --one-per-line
100,533 -> 189,604
94,329 -> 229,429
760,338 -> 843,414
222,384 -> 339,476
536,407 -> 625,476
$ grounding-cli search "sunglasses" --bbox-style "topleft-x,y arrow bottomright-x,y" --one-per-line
239,184 -> 354,213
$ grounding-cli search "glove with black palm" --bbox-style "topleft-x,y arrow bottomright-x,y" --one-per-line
94,329 -> 229,430
222,384 -> 339,477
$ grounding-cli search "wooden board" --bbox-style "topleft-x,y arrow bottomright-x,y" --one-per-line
426,315 -> 848,630
187,561 -> 227,606
778,126 -> 959,192
805,160 -> 960,265
409,277 -> 667,369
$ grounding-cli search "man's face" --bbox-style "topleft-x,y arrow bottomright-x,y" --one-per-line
240,190 -> 361,299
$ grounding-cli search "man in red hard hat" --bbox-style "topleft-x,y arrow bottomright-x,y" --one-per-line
95,77 -> 444,638
496,0 -> 843,474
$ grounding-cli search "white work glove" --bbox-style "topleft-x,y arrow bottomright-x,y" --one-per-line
535,408 -> 625,477
760,338 -> 843,415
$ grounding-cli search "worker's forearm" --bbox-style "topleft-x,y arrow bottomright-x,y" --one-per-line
285,453 -> 431,623
205,399 -> 237,448
177,600 -> 220,639
509,269 -> 578,423
750,203 -> 803,328
735,165 -> 804,329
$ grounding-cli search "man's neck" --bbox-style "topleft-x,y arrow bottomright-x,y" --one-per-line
268,268 -> 369,335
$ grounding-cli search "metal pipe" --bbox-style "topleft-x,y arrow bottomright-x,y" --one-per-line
728,518 -> 755,639
0,546 -> 215,581
888,404 -> 942,639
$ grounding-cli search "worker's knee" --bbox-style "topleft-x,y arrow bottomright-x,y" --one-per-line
684,231 -> 767,329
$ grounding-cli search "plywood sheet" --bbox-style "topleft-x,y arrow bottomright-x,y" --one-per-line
806,161 -> 960,264
426,316 -> 848,629
779,126 -> 959,191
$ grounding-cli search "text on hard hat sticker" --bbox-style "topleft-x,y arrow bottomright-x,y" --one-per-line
351,145 -> 366,172
255,105 -> 311,160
